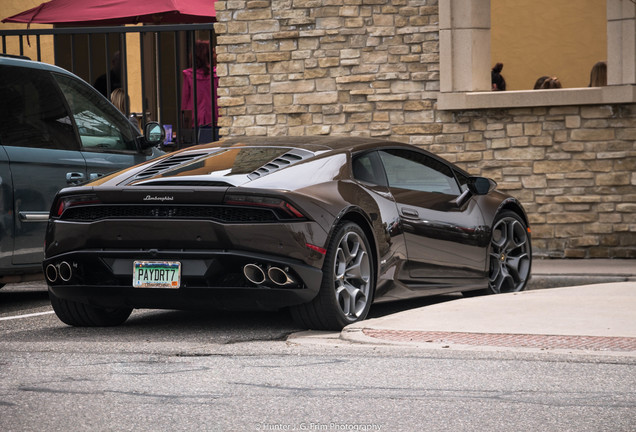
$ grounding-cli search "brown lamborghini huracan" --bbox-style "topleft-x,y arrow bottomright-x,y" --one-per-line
44,136 -> 532,330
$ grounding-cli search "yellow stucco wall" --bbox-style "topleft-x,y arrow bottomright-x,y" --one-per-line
1,0 -> 55,63
1,0 -> 142,112
491,0 -> 607,90
123,32 -> 142,114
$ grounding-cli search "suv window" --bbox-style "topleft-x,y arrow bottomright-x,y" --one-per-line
54,73 -> 137,153
378,149 -> 461,196
0,65 -> 78,150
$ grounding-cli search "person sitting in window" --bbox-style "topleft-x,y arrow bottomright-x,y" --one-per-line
538,76 -> 562,89
491,62 -> 506,91
588,61 -> 607,87
533,76 -> 550,89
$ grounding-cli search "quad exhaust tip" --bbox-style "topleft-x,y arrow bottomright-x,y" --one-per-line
243,263 -> 296,287
58,261 -> 72,282
45,264 -> 58,283
45,261 -> 73,283
267,266 -> 295,286
243,263 -> 266,285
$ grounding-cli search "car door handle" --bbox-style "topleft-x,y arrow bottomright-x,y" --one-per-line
66,172 -> 86,185
89,172 -> 105,181
18,211 -> 50,222
401,208 -> 419,218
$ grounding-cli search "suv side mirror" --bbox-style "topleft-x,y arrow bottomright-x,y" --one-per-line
140,122 -> 165,149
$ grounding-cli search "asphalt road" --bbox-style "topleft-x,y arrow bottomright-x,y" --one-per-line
1,281 -> 635,432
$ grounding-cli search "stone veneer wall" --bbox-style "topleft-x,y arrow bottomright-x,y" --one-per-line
213,0 -> 636,258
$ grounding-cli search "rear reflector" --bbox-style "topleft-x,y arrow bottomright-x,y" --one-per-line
306,243 -> 327,255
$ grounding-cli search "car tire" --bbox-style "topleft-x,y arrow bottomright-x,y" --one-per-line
49,290 -> 132,327
463,211 -> 532,298
291,222 -> 374,330
486,211 -> 532,294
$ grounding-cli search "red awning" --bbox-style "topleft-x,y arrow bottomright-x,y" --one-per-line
2,0 -> 216,26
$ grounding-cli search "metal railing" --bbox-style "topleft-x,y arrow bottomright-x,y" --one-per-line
0,23 -> 217,149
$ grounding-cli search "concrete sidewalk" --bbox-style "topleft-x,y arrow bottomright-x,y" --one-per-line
295,259 -> 636,355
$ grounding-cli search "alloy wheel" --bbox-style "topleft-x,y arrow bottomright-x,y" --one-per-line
489,215 -> 531,293
333,230 -> 371,320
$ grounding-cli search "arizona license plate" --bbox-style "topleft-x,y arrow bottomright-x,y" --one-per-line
133,261 -> 181,288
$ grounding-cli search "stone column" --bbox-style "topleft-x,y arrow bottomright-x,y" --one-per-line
439,0 -> 491,92
607,0 -> 636,85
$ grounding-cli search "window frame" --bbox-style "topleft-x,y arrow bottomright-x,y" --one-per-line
438,0 -> 636,110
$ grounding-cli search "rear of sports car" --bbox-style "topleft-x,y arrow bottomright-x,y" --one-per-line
43,143 -> 342,325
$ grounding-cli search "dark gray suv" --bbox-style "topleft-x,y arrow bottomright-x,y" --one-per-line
0,55 -> 165,286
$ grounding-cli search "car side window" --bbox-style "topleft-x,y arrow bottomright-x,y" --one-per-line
0,65 -> 79,150
352,151 -> 387,186
378,149 -> 461,196
53,73 -> 137,153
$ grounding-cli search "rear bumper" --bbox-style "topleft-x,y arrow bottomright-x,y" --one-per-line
44,249 -> 323,311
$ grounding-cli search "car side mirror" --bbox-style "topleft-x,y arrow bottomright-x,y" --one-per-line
454,176 -> 497,208
140,121 -> 165,149
468,176 -> 496,195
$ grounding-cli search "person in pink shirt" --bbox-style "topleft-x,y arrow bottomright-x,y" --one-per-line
181,40 -> 219,142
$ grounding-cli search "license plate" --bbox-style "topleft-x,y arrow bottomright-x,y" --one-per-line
133,261 -> 181,289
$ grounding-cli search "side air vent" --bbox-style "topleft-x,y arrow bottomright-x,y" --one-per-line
248,149 -> 314,180
134,152 -> 208,180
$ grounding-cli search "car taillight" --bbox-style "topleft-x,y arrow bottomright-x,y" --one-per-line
55,194 -> 101,217
224,194 -> 306,219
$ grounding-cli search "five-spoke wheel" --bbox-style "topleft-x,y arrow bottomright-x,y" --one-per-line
333,229 -> 372,321
488,211 -> 531,293
291,222 -> 374,330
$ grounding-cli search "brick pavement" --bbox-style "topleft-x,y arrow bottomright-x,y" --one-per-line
363,329 -> 636,352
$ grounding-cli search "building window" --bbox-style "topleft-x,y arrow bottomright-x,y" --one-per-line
438,0 -> 636,110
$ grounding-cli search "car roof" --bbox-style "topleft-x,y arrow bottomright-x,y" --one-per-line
208,135 -> 472,179
0,54 -> 75,76
212,135 -> 412,153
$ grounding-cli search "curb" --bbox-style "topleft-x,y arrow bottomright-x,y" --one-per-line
527,275 -> 635,290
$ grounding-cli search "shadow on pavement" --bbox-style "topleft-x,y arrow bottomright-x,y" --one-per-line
368,293 -> 462,319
